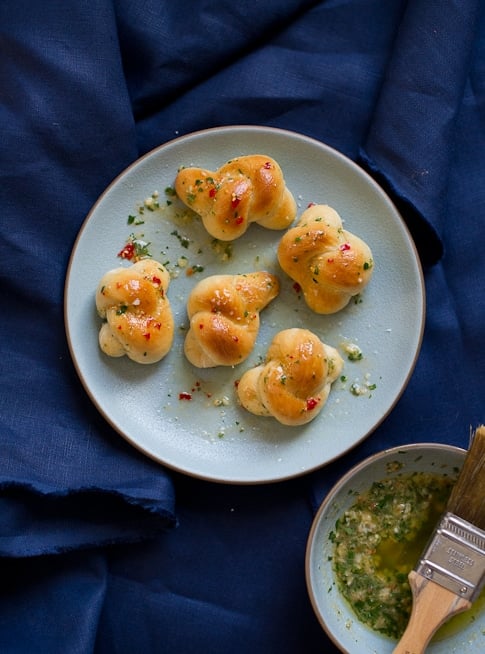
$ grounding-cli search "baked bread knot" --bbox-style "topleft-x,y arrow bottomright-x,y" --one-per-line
175,154 -> 297,241
184,272 -> 279,368
277,204 -> 374,314
237,328 -> 343,426
96,259 -> 174,364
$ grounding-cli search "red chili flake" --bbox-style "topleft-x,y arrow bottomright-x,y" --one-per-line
234,380 -> 240,388
327,258 -> 334,263
339,242 -> 351,251
231,196 -> 241,208
199,323 -> 204,329
179,392 -> 192,401
293,282 -> 302,294
263,161 -> 272,169
235,216 -> 244,225
143,332 -> 151,341
118,242 -> 135,260
306,397 -> 319,411
232,336 -> 239,342
152,276 -> 161,285
209,188 -> 216,198
154,322 -> 161,330
307,202 -> 316,208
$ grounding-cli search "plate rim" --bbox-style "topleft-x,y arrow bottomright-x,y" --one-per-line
64,124 -> 426,484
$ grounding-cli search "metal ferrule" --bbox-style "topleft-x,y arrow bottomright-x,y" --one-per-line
415,512 -> 485,601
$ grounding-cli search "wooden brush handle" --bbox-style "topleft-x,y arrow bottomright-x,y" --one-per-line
392,571 -> 471,654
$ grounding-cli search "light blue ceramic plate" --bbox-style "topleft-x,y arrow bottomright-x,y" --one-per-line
306,443 -> 485,653
64,126 -> 425,483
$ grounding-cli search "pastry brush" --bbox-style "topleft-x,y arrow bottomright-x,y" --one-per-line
393,424 -> 485,654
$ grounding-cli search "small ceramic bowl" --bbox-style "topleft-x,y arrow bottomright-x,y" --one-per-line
305,443 -> 485,653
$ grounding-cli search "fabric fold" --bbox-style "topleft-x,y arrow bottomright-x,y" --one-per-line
0,483 -> 176,558
359,0 -> 483,265
0,339 -> 177,557
0,0 -> 177,558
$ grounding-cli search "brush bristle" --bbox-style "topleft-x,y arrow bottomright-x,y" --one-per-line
447,425 -> 485,530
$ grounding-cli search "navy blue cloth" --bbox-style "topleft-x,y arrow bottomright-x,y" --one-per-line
0,1 -> 484,652
0,0 -> 176,556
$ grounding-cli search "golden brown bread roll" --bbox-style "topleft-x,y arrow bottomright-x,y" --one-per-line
174,154 -> 297,241
96,259 -> 174,364
184,271 -> 279,368
237,328 -> 343,426
277,204 -> 374,314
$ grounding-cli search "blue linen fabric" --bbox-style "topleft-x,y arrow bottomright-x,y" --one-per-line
0,1 -> 484,652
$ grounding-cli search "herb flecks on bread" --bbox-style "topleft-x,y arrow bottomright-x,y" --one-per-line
96,259 -> 174,364
184,271 -> 279,368
277,204 -> 374,314
237,328 -> 343,426
175,155 -> 296,241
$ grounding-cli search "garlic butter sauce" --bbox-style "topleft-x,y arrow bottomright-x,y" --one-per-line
330,472 -> 455,639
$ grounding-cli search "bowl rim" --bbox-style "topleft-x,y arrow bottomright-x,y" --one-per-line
305,442 -> 467,652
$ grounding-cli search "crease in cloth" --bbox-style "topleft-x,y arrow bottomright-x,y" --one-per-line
0,482 -> 177,558
359,0 -> 483,265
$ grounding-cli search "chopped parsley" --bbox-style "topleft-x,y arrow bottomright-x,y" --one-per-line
331,472 -> 455,639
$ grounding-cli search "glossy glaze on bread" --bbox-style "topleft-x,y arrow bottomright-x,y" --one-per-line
175,154 -> 296,240
237,328 -> 343,426
184,271 -> 279,368
96,259 -> 174,364
277,204 -> 374,314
